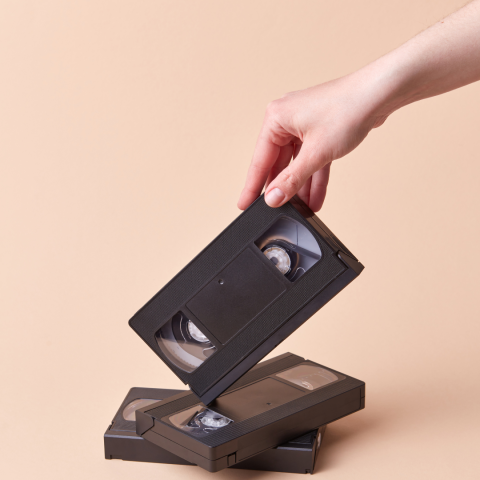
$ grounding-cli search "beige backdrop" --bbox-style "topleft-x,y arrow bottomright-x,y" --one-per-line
1,1 -> 479,479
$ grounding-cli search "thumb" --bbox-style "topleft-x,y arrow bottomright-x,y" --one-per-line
264,141 -> 324,208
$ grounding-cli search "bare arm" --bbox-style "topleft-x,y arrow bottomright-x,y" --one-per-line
238,0 -> 480,211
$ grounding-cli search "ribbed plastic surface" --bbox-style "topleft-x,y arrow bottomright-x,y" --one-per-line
145,372 -> 363,448
199,377 -> 362,447
144,355 -> 305,420
224,354 -> 304,392
146,393 -> 200,420
129,197 -> 347,395
192,254 -> 344,394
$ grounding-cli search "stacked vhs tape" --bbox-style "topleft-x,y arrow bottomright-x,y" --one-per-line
105,384 -> 327,473
106,195 -> 365,474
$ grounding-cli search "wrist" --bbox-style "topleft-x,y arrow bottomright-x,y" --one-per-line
350,51 -> 425,124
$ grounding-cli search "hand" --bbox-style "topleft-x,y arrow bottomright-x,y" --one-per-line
237,73 -> 389,212
237,0 -> 480,212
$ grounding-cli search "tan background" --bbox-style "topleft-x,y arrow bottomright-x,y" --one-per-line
1,1 -> 479,479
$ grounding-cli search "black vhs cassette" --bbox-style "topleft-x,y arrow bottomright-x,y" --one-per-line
129,195 -> 363,405
105,387 -> 186,465
135,352 -> 365,473
105,386 -> 326,474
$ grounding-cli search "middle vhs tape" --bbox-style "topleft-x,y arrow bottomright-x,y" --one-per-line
129,195 -> 364,405
136,352 -> 365,473
104,386 -> 327,474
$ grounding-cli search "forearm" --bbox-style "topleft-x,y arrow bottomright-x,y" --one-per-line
239,1 -> 480,212
359,0 -> 480,120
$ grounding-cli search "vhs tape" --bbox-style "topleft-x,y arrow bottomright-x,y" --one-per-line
105,386 -> 326,474
129,195 -> 363,405
105,387 -> 188,465
135,352 -> 365,472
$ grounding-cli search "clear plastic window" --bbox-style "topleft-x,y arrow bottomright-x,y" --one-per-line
168,405 -> 233,437
255,216 -> 321,281
276,365 -> 339,390
122,398 -> 160,421
155,312 -> 216,372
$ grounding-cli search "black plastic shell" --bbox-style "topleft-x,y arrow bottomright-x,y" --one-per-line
104,387 -> 187,465
136,353 -> 365,473
128,195 -> 364,405
104,386 -> 326,474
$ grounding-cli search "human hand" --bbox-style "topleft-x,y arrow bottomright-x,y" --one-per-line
237,0 -> 480,212
237,73 -> 390,212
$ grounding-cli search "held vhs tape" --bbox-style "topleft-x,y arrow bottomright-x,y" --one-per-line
104,387 -> 326,474
135,353 -> 365,472
129,195 -> 363,405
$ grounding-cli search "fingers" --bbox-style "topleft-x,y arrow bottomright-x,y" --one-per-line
264,140 -> 326,208
265,143 -> 294,188
308,162 -> 331,211
238,99 -> 299,210
237,134 -> 280,210
290,161 -> 331,212
296,176 -> 312,205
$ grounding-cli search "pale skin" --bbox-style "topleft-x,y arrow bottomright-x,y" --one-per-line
237,0 -> 480,212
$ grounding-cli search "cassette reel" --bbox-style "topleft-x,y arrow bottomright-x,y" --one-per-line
169,406 -> 233,438
155,312 -> 216,372
255,216 -> 322,281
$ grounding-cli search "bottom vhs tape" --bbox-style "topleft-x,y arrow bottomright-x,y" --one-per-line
105,387 -> 326,474
136,352 -> 365,473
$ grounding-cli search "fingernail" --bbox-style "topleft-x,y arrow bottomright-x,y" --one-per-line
265,188 -> 286,207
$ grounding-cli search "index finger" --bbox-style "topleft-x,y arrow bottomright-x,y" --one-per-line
237,130 -> 280,210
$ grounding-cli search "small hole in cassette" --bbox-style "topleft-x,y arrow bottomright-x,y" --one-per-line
254,216 -> 322,282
